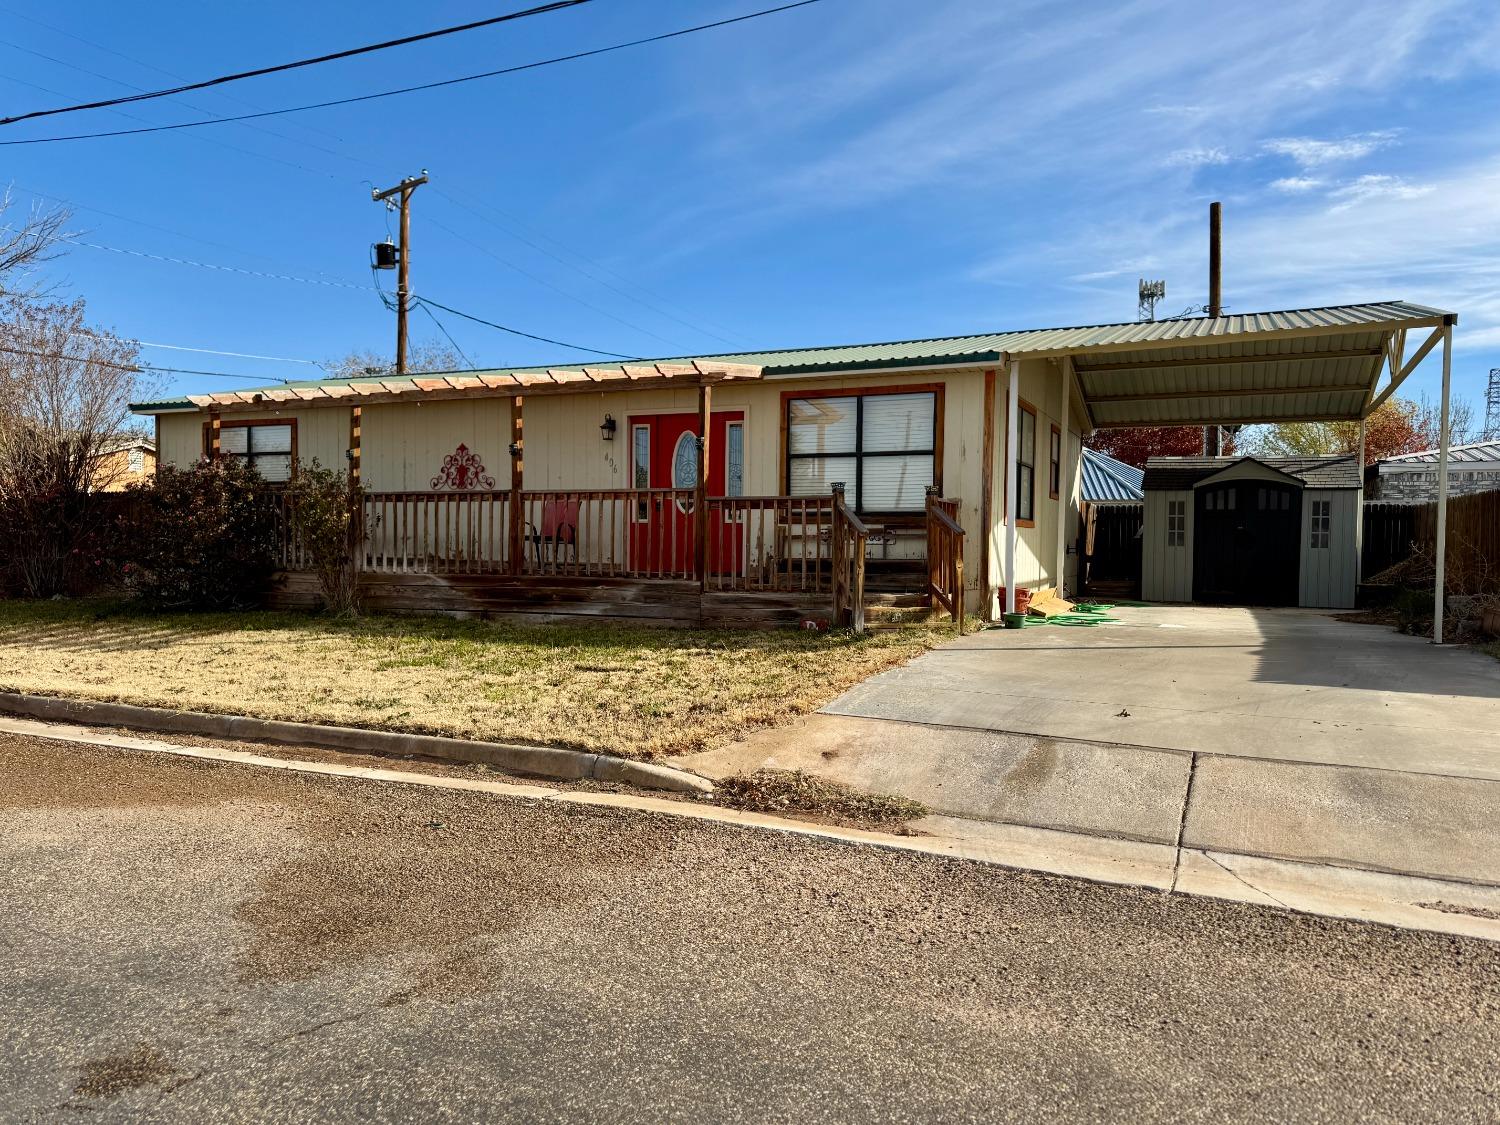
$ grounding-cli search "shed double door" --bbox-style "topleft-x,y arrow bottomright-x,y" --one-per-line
628,411 -> 744,576
1193,481 -> 1301,606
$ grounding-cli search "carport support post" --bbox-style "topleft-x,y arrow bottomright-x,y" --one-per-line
1432,323 -> 1453,644
1004,359 -> 1020,615
1355,416 -> 1366,570
1055,360 -> 1070,593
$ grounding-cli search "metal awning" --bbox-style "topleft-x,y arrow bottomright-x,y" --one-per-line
1042,301 -> 1455,429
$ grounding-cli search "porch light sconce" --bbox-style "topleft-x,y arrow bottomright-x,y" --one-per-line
600,413 -> 617,441
508,442 -> 522,459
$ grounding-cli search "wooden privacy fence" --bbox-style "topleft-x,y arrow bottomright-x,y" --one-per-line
925,492 -> 965,629
1363,490 -> 1500,591
1080,502 -> 1143,593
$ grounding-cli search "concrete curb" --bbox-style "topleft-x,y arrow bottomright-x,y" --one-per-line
0,691 -> 713,795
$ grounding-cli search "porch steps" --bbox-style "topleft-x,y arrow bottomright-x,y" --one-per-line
863,591 -> 941,629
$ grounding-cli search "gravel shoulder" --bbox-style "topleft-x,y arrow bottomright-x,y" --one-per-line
3,732 -> 1498,1123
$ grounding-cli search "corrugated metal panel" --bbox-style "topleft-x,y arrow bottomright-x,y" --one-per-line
131,300 -> 1452,412
1081,448 -> 1144,502
1381,439 -> 1500,464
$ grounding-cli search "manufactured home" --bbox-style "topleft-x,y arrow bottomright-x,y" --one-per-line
130,300 -> 1458,630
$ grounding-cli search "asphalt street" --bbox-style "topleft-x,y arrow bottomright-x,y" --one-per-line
3,732 -> 1497,1123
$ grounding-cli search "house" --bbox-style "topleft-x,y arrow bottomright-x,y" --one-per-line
1081,448 -> 1144,504
1141,455 -> 1361,609
129,300 -> 1458,631
1366,438 -> 1500,502
93,433 -> 157,492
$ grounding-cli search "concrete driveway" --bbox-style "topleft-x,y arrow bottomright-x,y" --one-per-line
686,606 -> 1500,892
830,606 -> 1500,779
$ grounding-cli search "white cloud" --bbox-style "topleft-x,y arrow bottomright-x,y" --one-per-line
1327,173 -> 1434,208
1270,176 -> 1327,193
1262,131 -> 1399,167
1166,147 -> 1231,167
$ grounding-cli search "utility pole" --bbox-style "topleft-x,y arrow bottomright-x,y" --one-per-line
1205,201 -> 1223,457
371,171 -> 428,375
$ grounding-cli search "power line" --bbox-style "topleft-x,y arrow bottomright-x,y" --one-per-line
427,215 -> 684,349
416,296 -> 634,359
66,239 -> 372,290
416,301 -> 476,370
433,186 -> 745,347
137,341 -> 323,365
0,1 -> 593,127
0,2 -> 827,145
0,341 -> 289,381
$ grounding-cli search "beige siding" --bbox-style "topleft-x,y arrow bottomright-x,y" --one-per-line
146,363 -> 1100,618
1142,490 -> 1193,602
1299,489 -> 1358,609
155,407 -> 349,474
983,358 -> 1087,614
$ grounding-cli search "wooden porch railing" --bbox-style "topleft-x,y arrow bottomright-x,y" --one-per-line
831,488 -> 869,632
702,495 -> 836,593
269,485 -> 880,631
925,491 -> 965,630
362,491 -> 512,575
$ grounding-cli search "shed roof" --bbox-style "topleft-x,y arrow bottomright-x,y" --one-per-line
131,299 -> 1454,428
1081,448 -> 1145,502
1142,455 -> 1362,491
1378,438 -> 1500,465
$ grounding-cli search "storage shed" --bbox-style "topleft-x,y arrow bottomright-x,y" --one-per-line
1141,455 -> 1361,609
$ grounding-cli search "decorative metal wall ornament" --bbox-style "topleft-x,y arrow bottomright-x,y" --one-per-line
430,443 -> 495,490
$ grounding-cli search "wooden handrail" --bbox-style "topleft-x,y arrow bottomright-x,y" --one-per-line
925,493 -> 966,631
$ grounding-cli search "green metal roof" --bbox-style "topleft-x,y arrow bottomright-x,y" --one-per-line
130,300 -> 1453,414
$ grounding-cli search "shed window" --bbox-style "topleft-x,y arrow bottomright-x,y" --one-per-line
1310,499 -> 1331,549
786,391 -> 935,515
127,448 -> 145,473
1015,403 -> 1037,523
1167,499 -> 1186,547
220,423 -> 293,482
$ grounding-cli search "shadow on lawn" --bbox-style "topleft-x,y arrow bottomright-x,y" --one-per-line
0,599 -> 893,659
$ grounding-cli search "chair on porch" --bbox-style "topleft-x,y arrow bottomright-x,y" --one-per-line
526,499 -> 580,571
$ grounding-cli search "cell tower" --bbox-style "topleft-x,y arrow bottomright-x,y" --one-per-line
1138,278 -> 1166,322
1486,367 -> 1500,441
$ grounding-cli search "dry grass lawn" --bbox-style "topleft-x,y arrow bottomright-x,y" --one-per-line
0,600 -> 953,758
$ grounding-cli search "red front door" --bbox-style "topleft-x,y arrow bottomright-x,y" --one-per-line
628,411 -> 744,576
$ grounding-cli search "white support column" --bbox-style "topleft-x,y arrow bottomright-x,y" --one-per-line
1055,360 -> 1070,593
1004,360 -> 1020,614
1356,415 -> 1366,571
1433,322 -> 1453,644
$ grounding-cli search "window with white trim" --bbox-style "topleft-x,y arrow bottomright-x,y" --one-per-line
725,421 -> 744,497
786,391 -> 935,514
631,424 -> 651,521
1167,499 -> 1186,547
1015,403 -> 1037,522
220,423 -> 292,482
1309,498 -> 1331,549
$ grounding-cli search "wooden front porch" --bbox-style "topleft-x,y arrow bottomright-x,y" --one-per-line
269,487 -> 965,630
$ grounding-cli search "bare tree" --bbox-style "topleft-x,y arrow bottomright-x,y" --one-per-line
0,296 -> 153,595
0,187 -> 72,298
322,341 -> 466,381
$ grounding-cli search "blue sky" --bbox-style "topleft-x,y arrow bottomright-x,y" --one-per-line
4,0 -> 1499,427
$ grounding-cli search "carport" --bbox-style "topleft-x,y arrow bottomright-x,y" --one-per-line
993,300 -> 1459,639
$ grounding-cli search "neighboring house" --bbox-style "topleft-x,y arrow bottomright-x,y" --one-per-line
1141,455 -> 1360,609
1081,448 -> 1144,504
1366,439 -> 1500,502
93,433 -> 157,492
128,300 -> 1452,625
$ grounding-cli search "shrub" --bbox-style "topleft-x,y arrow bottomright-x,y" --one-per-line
284,461 -> 364,616
121,460 -> 277,610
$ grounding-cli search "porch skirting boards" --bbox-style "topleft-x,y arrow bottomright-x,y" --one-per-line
268,571 -> 827,629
